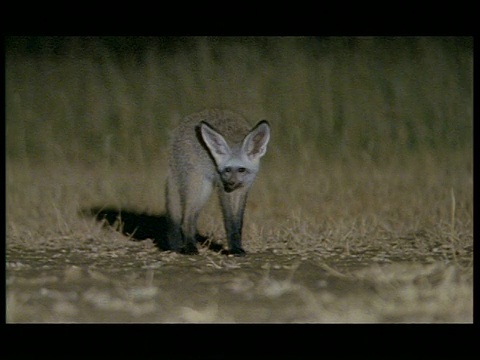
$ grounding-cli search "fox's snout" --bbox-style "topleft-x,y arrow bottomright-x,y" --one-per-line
220,166 -> 249,193
223,180 -> 243,192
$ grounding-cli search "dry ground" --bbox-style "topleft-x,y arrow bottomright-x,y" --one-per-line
6,151 -> 473,323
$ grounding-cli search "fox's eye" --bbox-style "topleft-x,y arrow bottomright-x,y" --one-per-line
238,167 -> 246,173
225,167 -> 231,173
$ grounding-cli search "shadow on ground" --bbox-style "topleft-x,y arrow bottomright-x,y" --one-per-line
83,207 -> 225,253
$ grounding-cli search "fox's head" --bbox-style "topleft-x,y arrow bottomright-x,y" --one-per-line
199,120 -> 271,193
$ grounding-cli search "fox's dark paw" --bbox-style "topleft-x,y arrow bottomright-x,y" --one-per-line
227,247 -> 246,257
180,244 -> 199,255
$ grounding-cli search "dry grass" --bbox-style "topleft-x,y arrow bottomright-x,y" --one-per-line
6,148 -> 473,259
5,149 -> 473,323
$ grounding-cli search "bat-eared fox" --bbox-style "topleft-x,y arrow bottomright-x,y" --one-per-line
165,109 -> 271,256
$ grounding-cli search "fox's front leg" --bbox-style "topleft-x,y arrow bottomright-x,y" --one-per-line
179,175 -> 213,255
165,175 -> 184,252
219,188 -> 249,256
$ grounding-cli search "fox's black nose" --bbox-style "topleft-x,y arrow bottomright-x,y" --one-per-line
224,181 -> 242,192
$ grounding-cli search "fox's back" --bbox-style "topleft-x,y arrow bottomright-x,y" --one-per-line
169,109 -> 252,173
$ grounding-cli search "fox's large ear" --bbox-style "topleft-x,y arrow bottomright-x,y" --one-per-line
242,120 -> 271,162
199,121 -> 232,166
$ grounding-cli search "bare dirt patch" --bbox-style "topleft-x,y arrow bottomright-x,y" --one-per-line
6,237 -> 473,323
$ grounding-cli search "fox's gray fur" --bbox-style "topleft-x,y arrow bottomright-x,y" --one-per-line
165,109 -> 271,256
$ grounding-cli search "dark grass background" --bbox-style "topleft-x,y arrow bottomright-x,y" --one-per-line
6,36 -> 473,167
